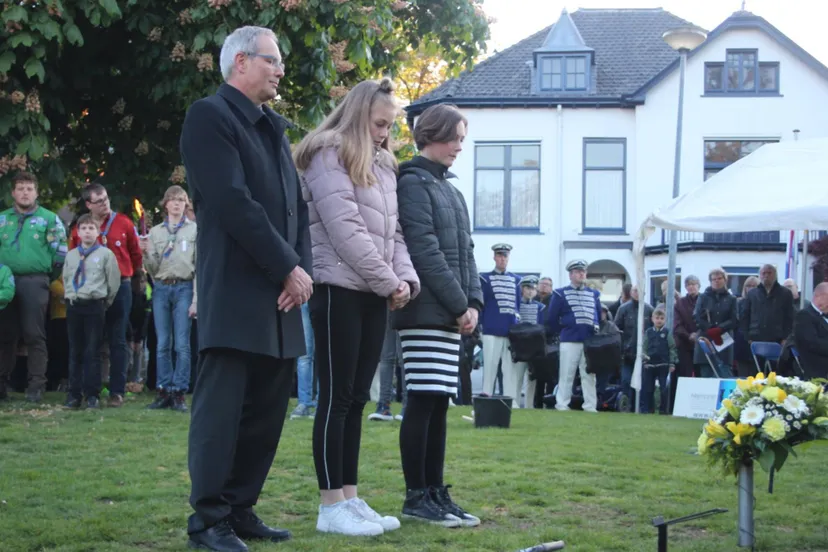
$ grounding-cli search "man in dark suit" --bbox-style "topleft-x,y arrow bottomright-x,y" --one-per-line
793,282 -> 828,380
179,25 -> 312,552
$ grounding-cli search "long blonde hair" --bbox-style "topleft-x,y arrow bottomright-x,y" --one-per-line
294,77 -> 399,187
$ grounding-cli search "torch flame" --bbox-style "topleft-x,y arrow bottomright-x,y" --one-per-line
133,198 -> 144,217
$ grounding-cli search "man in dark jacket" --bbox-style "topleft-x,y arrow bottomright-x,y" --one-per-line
672,275 -> 700,412
179,26 -> 312,552
614,285 -> 653,411
793,282 -> 828,379
740,265 -> 794,372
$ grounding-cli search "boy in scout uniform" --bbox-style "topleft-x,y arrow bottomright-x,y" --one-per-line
62,214 -> 121,409
0,171 -> 67,402
139,185 -> 197,412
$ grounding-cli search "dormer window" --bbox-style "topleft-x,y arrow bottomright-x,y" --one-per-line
704,49 -> 780,95
539,55 -> 588,91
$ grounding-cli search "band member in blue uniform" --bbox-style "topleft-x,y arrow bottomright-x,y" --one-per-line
479,243 -> 520,401
544,259 -> 601,412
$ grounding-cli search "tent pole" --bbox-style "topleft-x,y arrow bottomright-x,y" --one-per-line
801,230 -> 809,309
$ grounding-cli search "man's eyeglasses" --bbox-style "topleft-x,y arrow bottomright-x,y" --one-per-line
89,195 -> 109,205
246,52 -> 285,71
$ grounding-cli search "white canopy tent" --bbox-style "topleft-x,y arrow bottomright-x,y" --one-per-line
631,136 -> 828,393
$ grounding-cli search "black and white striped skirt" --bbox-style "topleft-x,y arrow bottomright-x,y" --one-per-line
399,327 -> 461,396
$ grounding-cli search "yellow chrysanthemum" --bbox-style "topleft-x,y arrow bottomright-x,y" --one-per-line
766,372 -> 777,386
761,417 -> 786,442
761,386 -> 787,404
705,420 -> 729,439
697,432 -> 710,455
726,421 -> 756,444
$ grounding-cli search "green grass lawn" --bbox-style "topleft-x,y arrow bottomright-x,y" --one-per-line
1,393 -> 827,552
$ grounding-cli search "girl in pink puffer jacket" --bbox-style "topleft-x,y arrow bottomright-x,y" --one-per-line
293,77 -> 420,538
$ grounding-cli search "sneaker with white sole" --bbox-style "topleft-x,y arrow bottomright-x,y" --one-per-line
367,402 -> 394,421
316,501 -> 384,536
347,497 -> 401,531
290,404 -> 315,420
430,485 -> 481,527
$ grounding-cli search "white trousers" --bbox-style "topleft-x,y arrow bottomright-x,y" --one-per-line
482,335 -> 515,399
556,342 -> 597,412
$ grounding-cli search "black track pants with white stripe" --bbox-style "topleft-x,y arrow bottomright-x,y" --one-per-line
310,284 -> 387,490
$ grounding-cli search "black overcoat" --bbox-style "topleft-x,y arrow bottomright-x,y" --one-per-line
180,84 -> 311,359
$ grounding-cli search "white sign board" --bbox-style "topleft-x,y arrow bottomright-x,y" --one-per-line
672,377 -> 739,419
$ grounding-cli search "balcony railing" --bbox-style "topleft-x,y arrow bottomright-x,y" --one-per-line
653,230 -> 828,248
658,230 -> 781,245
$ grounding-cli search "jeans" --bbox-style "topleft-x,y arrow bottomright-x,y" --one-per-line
296,302 -> 316,407
641,364 -> 670,414
621,363 -> 636,410
153,280 -> 193,392
67,300 -> 106,399
106,281 -> 132,396
378,313 -> 403,406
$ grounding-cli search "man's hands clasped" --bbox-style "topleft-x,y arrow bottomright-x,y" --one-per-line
279,265 -> 313,312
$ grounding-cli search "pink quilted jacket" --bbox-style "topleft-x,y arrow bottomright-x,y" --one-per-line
301,147 -> 420,299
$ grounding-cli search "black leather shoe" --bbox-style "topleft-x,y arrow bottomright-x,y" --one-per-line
188,519 -> 248,551
230,510 -> 291,543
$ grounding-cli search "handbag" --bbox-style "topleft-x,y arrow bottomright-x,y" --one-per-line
583,331 -> 622,376
508,322 -> 547,363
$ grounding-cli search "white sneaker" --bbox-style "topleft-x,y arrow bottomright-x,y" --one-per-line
316,501 -> 384,536
348,497 -> 401,531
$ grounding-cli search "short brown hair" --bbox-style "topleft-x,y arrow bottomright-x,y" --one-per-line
12,171 -> 37,190
413,104 -> 468,150
76,213 -> 99,229
82,181 -> 107,202
160,185 -> 190,209
653,307 -> 666,317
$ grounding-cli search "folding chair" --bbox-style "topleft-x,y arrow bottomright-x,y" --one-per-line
698,338 -> 723,378
789,346 -> 806,377
750,342 -> 782,375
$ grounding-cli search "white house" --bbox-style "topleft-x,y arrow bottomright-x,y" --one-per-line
405,8 -> 828,304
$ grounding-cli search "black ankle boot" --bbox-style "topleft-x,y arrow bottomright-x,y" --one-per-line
146,389 -> 172,410
401,488 -> 461,527
429,485 -> 481,527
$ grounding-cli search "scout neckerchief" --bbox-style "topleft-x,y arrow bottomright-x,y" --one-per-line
100,212 -> 116,246
73,244 -> 101,292
162,217 -> 186,258
10,205 -> 37,249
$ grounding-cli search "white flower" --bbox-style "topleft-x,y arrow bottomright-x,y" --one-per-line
793,421 -> 802,430
786,414 -> 793,421
782,395 -> 810,417
740,405 -> 765,426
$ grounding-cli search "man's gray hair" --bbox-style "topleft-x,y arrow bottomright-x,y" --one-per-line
684,274 -> 700,286
220,26 -> 278,81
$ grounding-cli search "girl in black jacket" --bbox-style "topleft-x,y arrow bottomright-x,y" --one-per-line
393,104 -> 483,528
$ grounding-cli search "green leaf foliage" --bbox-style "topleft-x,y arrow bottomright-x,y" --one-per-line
0,0 -> 489,210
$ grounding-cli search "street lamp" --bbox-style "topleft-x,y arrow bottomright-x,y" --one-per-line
662,27 -> 707,332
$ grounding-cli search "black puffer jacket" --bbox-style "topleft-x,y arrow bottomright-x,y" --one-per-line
693,286 -> 738,365
740,282 -> 794,343
614,300 -> 654,361
392,156 -> 483,330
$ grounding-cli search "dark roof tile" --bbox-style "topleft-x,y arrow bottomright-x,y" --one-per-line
413,8 -> 700,104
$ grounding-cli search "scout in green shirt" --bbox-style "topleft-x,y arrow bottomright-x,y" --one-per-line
0,171 -> 65,402
0,184 -> 67,278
